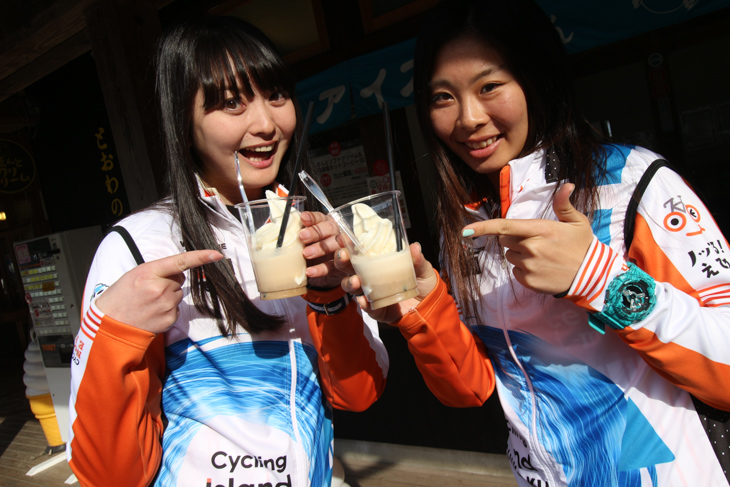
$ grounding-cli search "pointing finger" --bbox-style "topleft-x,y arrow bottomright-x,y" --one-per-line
463,218 -> 543,239
151,250 -> 224,279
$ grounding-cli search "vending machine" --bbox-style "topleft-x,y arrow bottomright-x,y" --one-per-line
14,226 -> 102,443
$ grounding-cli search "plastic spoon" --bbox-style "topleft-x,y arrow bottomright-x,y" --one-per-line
298,170 -> 366,254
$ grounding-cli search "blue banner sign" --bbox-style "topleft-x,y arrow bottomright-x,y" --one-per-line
542,0 -> 729,53
296,38 -> 416,133
296,0 -> 728,132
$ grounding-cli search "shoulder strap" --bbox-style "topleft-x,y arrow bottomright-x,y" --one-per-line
623,158 -> 671,251
621,159 -> 730,473
107,225 -> 145,265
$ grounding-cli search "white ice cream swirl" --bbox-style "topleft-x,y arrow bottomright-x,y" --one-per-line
352,203 -> 398,256
254,190 -> 301,250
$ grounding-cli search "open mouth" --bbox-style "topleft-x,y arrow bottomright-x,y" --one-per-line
465,136 -> 499,150
239,142 -> 277,162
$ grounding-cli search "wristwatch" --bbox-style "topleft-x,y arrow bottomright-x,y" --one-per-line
588,263 -> 656,333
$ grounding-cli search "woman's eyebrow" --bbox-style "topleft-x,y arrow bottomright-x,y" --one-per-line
428,65 -> 503,90
470,66 -> 501,84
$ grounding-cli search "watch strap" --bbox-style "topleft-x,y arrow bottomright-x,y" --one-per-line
307,293 -> 352,315
589,262 -> 656,332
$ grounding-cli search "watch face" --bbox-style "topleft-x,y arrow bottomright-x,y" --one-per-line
618,280 -> 651,314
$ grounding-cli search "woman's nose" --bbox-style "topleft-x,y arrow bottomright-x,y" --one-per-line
458,96 -> 489,130
246,98 -> 276,136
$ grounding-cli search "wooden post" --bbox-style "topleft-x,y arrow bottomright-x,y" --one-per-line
83,0 -> 163,211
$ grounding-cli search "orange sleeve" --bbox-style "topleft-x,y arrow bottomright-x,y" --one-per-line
391,271 -> 496,407
622,214 -> 730,410
304,287 -> 387,412
69,312 -> 166,487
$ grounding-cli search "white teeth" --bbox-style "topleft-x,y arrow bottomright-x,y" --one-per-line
240,144 -> 275,162
465,137 -> 497,150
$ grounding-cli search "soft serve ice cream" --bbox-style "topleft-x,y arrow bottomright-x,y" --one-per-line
244,191 -> 307,299
254,191 -> 302,250
352,203 -> 399,255
345,198 -> 418,309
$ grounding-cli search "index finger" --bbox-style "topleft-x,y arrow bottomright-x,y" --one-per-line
150,250 -> 224,278
464,218 -> 544,239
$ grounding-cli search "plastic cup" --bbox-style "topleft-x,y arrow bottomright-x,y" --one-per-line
236,196 -> 307,300
331,191 -> 418,309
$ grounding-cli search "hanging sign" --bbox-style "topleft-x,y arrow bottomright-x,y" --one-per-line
0,139 -> 36,193
309,141 -> 370,207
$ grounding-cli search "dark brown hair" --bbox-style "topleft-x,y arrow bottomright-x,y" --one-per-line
155,16 -> 305,335
413,0 -> 605,320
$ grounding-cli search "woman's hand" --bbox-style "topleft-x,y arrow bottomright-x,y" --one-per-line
336,242 -> 439,324
463,183 -> 593,295
299,211 -> 349,289
94,250 -> 224,334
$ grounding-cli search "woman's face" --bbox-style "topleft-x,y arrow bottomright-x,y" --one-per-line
428,35 -> 529,187
191,82 -> 296,203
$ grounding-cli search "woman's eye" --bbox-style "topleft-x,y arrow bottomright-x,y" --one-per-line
481,83 -> 500,93
223,98 -> 243,111
269,90 -> 289,104
431,92 -> 452,104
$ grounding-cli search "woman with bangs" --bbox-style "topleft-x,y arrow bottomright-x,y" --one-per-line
68,16 -> 388,487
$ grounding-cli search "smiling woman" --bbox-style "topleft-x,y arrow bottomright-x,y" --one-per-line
191,85 -> 296,203
335,0 -> 730,486
65,16 -> 388,487
427,35 -> 528,188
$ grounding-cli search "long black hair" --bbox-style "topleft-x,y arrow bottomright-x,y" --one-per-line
413,0 -> 604,317
155,16 -> 304,335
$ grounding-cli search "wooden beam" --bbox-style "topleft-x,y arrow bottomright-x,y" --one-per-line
0,0 -> 176,103
84,0 -> 163,210
0,0 -> 94,87
0,30 -> 91,103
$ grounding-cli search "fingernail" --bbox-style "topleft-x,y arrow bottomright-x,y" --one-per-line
336,249 -> 342,260
414,242 -> 422,253
462,229 -> 475,238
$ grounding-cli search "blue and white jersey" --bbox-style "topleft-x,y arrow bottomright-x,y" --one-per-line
68,181 -> 387,487
157,307 -> 333,486
463,145 -> 729,486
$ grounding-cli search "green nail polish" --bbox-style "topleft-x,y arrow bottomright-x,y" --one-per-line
462,229 -> 475,237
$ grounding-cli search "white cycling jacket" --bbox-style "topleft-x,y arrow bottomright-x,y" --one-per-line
392,145 -> 730,487
67,182 -> 388,487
